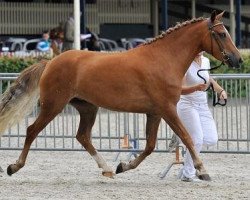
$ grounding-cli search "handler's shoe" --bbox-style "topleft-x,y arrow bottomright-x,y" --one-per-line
177,167 -> 184,179
181,174 -> 202,182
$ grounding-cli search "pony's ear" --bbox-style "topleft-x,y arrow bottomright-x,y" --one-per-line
211,10 -> 217,23
216,11 -> 225,21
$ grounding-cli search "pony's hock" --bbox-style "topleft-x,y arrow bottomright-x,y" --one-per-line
0,11 -> 242,178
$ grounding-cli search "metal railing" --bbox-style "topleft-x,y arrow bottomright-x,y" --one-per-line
0,73 -> 249,154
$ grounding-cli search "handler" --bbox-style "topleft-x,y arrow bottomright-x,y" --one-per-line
170,52 -> 227,182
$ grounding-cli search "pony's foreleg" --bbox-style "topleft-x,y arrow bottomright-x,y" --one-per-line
116,114 -> 161,174
72,100 -> 114,178
163,107 -> 211,181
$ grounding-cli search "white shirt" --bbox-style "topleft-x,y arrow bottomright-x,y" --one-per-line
180,55 -> 210,104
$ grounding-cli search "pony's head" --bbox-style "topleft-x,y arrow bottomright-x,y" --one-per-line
202,10 -> 243,68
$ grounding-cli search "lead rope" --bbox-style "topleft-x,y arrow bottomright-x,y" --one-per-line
197,62 -> 227,106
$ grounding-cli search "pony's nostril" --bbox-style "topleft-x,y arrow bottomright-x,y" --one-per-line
239,58 -> 243,64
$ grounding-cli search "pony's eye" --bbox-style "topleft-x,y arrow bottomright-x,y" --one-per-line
219,32 -> 226,38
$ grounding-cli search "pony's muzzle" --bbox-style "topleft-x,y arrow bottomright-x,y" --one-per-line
227,53 -> 243,69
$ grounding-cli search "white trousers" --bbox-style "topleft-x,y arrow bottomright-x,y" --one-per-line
177,99 -> 218,178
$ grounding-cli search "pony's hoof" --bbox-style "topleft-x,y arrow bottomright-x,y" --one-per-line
102,171 -> 115,178
116,162 -> 126,174
7,165 -> 14,176
198,173 -> 211,181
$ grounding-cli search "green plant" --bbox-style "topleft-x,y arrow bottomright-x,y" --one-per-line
0,56 -> 49,93
0,57 -> 37,73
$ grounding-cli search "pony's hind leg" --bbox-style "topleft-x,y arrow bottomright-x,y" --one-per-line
116,114 -> 161,174
70,99 -> 114,178
7,100 -> 67,176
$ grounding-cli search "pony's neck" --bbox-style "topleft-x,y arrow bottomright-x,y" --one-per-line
145,19 -> 208,77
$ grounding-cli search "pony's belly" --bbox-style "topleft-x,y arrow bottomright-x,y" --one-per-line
77,92 -> 152,113
99,100 -> 152,114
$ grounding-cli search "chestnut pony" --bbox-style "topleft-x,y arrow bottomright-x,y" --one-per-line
0,11 -> 242,180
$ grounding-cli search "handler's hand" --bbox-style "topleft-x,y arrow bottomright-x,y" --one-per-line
195,84 -> 208,92
219,90 -> 227,100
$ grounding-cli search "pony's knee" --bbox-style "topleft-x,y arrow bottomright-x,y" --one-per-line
27,124 -> 34,134
76,134 -> 87,145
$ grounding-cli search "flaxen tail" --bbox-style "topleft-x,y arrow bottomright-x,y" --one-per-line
0,59 -> 48,136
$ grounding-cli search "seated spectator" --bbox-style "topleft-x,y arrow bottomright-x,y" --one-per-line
36,30 -> 51,52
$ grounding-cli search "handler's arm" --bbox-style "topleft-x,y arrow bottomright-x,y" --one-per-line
209,77 -> 227,99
